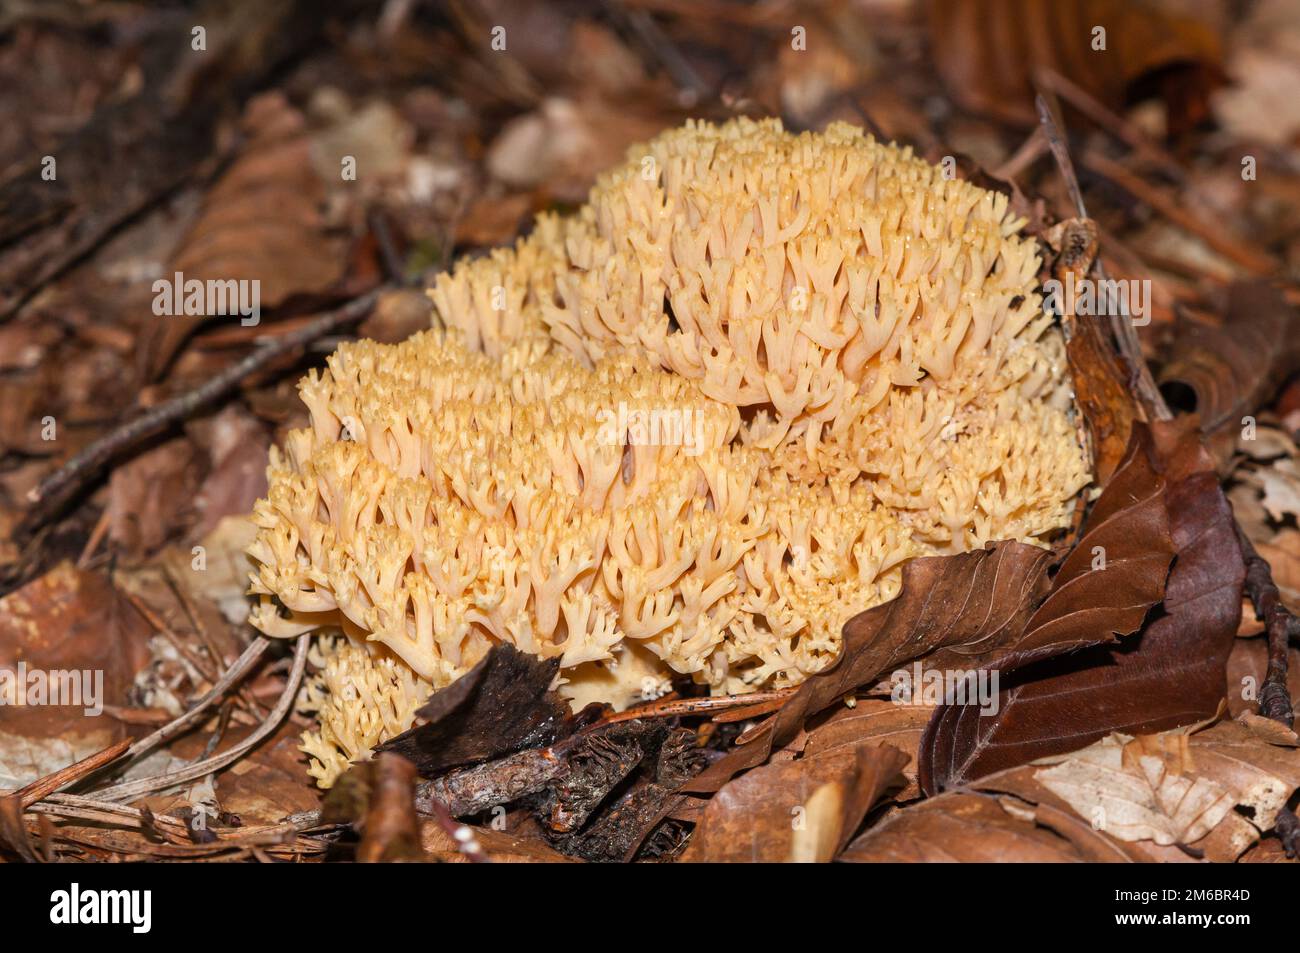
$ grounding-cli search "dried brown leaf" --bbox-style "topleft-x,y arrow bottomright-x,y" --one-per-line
418,818 -> 575,863
0,562 -> 153,773
924,419 -> 1241,790
839,789 -> 1144,862
1159,281 -> 1300,469
687,541 -> 1052,792
105,437 -> 201,555
681,744 -> 907,863
690,425 -> 1172,796
802,699 -> 935,801
141,92 -> 347,378
927,0 -> 1224,131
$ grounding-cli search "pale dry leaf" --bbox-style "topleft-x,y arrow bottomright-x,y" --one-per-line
182,514 -> 259,625
1236,422 -> 1298,461
1033,719 -> 1300,855
1035,744 -> 1235,846
1256,457 -> 1300,521
0,730 -> 116,792
309,100 -> 413,185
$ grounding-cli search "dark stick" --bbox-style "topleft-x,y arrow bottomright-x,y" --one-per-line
1235,498 -> 1299,859
1236,524 -> 1297,728
21,284 -> 389,533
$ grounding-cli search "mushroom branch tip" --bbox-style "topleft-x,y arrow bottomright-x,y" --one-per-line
247,117 -> 1091,787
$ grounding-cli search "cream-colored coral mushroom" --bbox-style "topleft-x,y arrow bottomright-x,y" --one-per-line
250,117 -> 1090,787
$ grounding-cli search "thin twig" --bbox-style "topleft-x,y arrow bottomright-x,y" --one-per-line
993,125 -> 1048,181
605,0 -> 709,106
1035,93 -> 1089,219
115,636 -> 271,769
91,636 -> 300,802
29,793 -> 332,852
22,285 -> 391,532
12,739 -> 131,809
163,563 -> 266,717
603,689 -> 795,724
122,587 -> 222,689
1035,92 -> 1172,422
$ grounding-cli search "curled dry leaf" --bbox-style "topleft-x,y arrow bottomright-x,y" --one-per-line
840,789 -> 1146,863
681,744 -> 907,863
924,419 -> 1241,789
141,92 -> 347,378
922,427 -> 1177,789
686,541 -> 1052,792
926,0 -> 1224,132
1032,719 -> 1300,860
1159,281 -> 1300,470
851,718 -> 1300,863
690,425 -> 1172,796
802,699 -> 936,802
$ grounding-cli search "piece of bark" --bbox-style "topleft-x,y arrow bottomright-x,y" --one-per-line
377,644 -> 572,776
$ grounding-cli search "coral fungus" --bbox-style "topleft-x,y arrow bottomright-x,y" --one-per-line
248,117 -> 1089,785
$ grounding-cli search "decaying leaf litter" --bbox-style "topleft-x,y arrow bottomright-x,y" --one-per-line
2,0 -> 1300,864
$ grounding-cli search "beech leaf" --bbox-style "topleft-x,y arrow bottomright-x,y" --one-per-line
686,541 -> 1051,792
922,418 -> 1241,790
1159,281 -> 1300,469
681,743 -> 907,863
